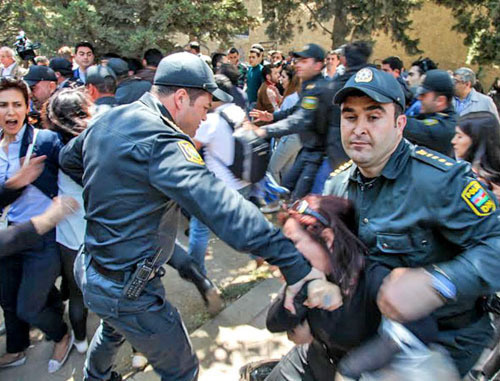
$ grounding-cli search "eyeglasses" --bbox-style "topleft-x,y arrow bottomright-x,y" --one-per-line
288,200 -> 329,226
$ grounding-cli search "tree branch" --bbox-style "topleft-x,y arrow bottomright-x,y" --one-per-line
299,0 -> 333,35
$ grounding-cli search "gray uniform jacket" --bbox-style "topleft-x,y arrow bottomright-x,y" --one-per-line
59,92 -> 311,285
324,139 -> 500,371
263,74 -> 332,151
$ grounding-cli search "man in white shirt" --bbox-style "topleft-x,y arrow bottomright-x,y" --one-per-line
189,74 -> 250,274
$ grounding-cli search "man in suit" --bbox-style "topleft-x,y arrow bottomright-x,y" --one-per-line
0,47 -> 27,78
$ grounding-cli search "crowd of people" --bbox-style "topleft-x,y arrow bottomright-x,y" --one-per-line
0,35 -> 499,381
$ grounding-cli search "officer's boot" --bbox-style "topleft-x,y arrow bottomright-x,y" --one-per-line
178,261 -> 223,315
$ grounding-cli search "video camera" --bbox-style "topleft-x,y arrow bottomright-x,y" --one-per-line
14,31 -> 41,63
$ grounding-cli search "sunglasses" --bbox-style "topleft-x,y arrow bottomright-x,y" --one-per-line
288,200 -> 330,226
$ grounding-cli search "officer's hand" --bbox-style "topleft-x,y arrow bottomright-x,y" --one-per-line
249,109 -> 273,123
284,267 -> 325,314
304,279 -> 343,310
377,267 -> 444,322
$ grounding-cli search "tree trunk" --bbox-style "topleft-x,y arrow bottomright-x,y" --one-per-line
331,4 -> 349,49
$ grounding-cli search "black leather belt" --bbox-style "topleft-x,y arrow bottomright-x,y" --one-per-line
90,258 -> 127,283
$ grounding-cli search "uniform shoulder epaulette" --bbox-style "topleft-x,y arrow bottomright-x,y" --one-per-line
411,147 -> 455,171
329,160 -> 353,178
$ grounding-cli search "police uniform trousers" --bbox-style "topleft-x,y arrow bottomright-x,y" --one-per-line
76,251 -> 199,381
282,148 -> 324,199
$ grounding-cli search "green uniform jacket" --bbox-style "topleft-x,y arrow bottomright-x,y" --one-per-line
324,139 -> 500,373
403,107 -> 457,157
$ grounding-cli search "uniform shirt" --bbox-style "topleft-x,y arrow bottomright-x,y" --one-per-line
324,139 -> 500,319
263,74 -> 333,151
404,106 -> 457,157
194,103 -> 249,191
59,92 -> 311,284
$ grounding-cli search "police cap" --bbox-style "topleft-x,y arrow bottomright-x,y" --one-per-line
334,67 -> 405,110
107,58 -> 129,77
153,52 -> 232,103
416,69 -> 454,97
49,58 -> 73,77
23,65 -> 57,87
86,65 -> 116,85
293,44 -> 325,61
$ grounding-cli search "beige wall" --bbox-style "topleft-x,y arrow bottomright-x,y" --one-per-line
207,0 -> 498,88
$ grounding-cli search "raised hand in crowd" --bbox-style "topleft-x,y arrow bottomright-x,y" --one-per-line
249,108 -> 273,123
4,155 -> 46,190
31,196 -> 79,235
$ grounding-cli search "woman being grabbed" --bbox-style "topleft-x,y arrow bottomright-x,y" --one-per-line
265,195 -> 456,381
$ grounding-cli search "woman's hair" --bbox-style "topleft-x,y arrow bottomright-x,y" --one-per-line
42,88 -> 93,144
281,65 -> 301,99
0,77 -> 30,106
457,111 -> 500,184
279,195 -> 366,297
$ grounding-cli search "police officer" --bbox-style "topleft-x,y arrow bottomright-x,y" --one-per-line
404,69 -> 457,156
60,52 -> 335,381
250,43 -> 337,199
323,67 -> 500,376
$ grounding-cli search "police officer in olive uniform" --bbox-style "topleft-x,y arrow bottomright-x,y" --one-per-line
60,52 -> 332,381
250,44 -> 338,199
404,69 -> 457,157
323,67 -> 500,376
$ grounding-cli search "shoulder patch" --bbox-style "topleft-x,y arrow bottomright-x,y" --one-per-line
462,180 -> 496,216
305,84 -> 315,90
301,96 -> 318,110
412,148 -> 455,171
329,160 -> 353,178
177,141 -> 205,166
423,118 -> 438,126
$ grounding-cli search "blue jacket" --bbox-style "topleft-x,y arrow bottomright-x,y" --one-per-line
1,124 -> 61,200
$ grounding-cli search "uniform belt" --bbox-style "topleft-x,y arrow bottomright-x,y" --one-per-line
90,258 -> 127,283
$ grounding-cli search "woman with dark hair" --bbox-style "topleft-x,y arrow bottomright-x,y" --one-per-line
264,195 -> 448,381
43,87 -> 93,357
0,77 -> 73,372
451,112 -> 500,381
451,111 -> 500,201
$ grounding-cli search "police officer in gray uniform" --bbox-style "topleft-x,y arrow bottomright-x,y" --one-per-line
323,67 -> 500,376
404,69 -> 457,157
250,44 -> 338,199
60,52 -> 333,381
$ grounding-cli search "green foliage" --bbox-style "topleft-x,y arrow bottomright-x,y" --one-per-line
261,0 -> 424,54
435,0 -> 500,65
0,0 -> 257,58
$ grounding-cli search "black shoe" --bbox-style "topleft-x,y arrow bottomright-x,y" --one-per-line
178,261 -> 223,315
338,334 -> 401,380
108,371 -> 122,381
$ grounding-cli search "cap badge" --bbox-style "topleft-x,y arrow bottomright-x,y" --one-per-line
354,68 -> 373,83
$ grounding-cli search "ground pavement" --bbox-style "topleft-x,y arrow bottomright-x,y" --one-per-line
0,218 -> 293,381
